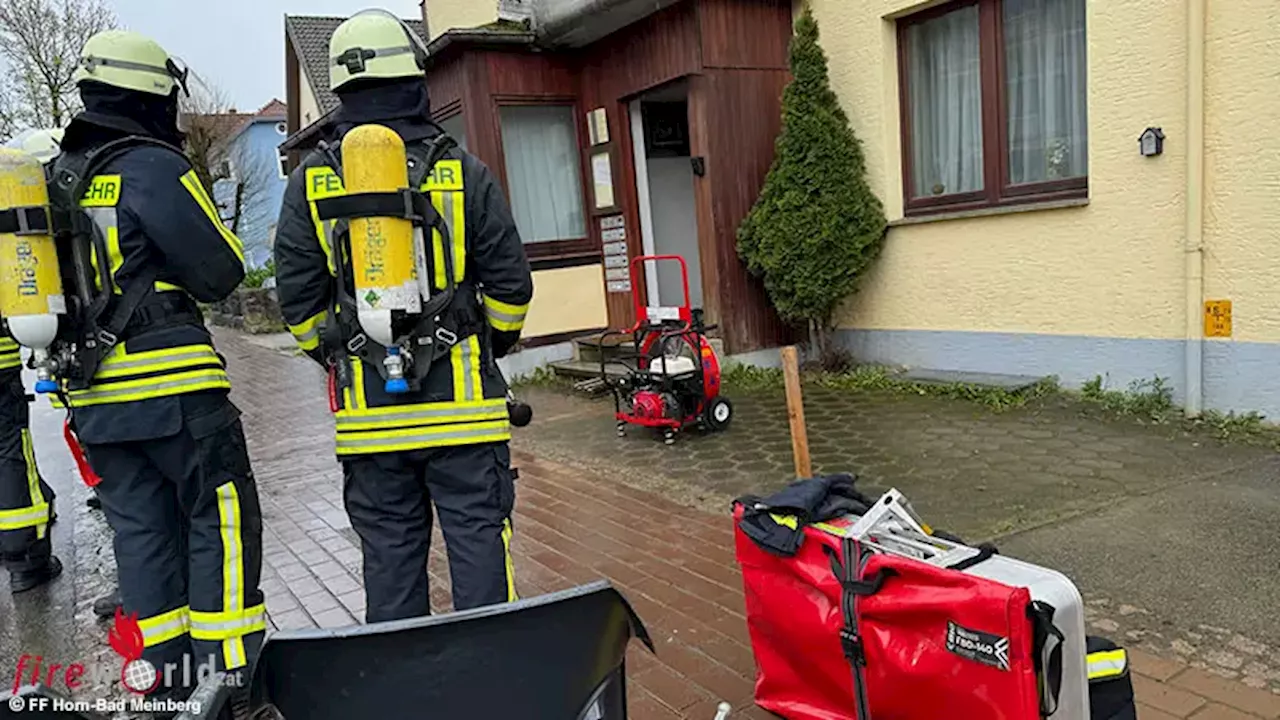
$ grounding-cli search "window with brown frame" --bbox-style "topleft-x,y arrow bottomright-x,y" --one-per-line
496,102 -> 593,261
898,0 -> 1088,216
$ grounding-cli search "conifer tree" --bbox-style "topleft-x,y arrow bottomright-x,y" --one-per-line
737,5 -> 887,361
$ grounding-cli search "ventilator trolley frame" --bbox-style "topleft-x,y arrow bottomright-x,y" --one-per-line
598,255 -> 732,444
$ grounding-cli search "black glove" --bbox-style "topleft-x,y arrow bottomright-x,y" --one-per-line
491,329 -> 520,359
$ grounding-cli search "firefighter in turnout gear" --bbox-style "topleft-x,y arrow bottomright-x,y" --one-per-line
274,10 -> 534,622
47,29 -> 265,701
0,129 -> 63,593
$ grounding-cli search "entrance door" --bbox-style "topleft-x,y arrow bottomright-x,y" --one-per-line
630,82 -> 703,311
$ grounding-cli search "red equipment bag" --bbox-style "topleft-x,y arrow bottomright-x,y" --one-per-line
734,506 -> 1062,720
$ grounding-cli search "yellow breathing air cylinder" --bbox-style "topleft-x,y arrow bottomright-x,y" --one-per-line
0,148 -> 65,394
344,123 -> 421,394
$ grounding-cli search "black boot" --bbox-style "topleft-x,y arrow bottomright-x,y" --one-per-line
9,555 -> 63,593
93,588 -> 122,618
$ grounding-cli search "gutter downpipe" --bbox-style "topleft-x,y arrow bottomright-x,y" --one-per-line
1184,0 -> 1206,417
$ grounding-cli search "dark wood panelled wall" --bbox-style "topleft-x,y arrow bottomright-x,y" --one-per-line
424,0 -> 796,354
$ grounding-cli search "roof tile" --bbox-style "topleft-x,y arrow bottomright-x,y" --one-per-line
284,15 -> 427,115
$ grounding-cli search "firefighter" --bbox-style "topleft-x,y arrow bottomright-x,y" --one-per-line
50,29 -> 265,698
0,128 -> 62,594
274,10 -> 533,623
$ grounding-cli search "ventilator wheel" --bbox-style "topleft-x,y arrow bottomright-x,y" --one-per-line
663,429 -> 676,445
704,396 -> 733,432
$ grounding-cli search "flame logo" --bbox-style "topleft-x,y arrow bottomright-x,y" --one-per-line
107,608 -> 144,662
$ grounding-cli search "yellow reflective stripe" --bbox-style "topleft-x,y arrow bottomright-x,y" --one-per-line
419,174 -> 466,288
138,606 -> 191,647
468,342 -> 487,402
20,429 -> 47,539
83,207 -> 119,293
448,189 -> 465,283
811,521 -> 848,536
335,420 -> 511,455
289,311 -> 328,351
108,221 -> 123,293
0,503 -> 50,530
180,170 -> 246,265
189,605 -> 266,640
502,519 -> 518,603
304,167 -> 342,276
101,344 -> 221,364
335,398 -> 508,431
352,357 -> 368,409
482,295 -> 528,333
449,336 -> 482,402
67,369 -> 230,406
309,206 -> 337,276
430,192 -> 447,290
1087,649 -> 1128,680
95,346 -> 224,380
0,337 -> 20,369
342,360 -> 354,411
768,513 -> 799,530
215,481 -> 248,669
155,280 -> 183,292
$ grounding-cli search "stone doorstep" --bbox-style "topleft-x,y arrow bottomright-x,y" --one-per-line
899,367 -> 1049,392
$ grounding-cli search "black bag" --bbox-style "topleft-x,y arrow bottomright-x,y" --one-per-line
1087,636 -> 1137,720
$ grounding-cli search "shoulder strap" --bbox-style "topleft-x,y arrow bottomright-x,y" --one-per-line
408,133 -> 458,188
96,264 -> 161,347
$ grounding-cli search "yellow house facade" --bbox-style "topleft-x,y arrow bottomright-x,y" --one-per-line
421,0 -> 1280,417
814,0 -> 1280,417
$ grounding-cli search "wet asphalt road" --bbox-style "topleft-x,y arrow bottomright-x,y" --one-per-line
0,369 -> 104,693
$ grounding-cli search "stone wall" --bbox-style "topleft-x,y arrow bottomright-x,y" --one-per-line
207,287 -> 285,334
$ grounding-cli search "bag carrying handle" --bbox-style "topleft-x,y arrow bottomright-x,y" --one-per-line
1028,600 -> 1065,717
944,542 -> 999,571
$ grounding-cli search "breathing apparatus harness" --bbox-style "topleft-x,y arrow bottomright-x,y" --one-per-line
45,135 -> 197,396
312,131 -> 480,394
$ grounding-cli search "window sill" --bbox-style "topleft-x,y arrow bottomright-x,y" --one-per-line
529,250 -> 601,272
891,197 -> 1090,227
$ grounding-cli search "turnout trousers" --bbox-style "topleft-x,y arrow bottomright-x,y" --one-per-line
0,370 -> 56,573
81,391 -> 265,692
342,441 -> 518,623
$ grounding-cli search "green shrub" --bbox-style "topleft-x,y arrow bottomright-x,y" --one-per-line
242,260 -> 275,289
736,5 -> 888,361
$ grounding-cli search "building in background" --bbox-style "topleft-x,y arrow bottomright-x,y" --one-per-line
210,99 -> 289,269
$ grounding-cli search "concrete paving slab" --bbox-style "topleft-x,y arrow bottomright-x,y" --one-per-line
998,457 -> 1280,684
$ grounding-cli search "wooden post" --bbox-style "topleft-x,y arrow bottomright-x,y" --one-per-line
780,346 -> 812,479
